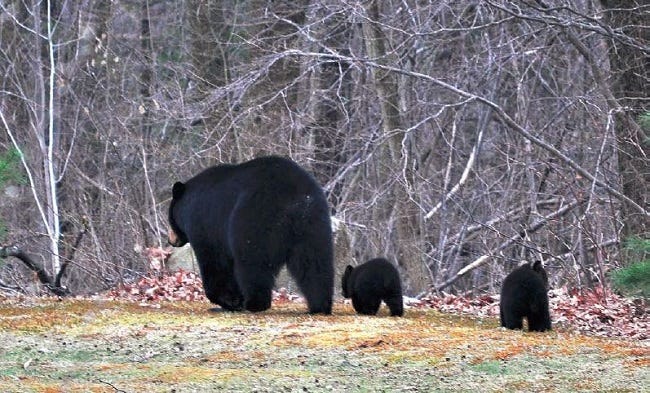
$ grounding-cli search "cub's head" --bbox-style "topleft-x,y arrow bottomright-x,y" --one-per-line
531,260 -> 549,290
168,182 -> 189,247
341,265 -> 354,298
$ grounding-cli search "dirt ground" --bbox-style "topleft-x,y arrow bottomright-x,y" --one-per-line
0,298 -> 647,392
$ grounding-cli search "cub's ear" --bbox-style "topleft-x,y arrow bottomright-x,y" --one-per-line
532,260 -> 543,271
172,182 -> 185,200
341,265 -> 354,298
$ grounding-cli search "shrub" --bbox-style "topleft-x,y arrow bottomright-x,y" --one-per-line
610,237 -> 650,298
0,148 -> 24,242
638,111 -> 650,131
0,148 -> 23,185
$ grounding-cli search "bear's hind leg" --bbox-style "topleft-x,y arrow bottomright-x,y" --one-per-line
502,313 -> 524,330
194,246 -> 244,311
234,262 -> 274,312
500,305 -> 506,327
384,294 -> 404,317
287,241 -> 334,315
527,310 -> 551,332
500,297 -> 525,329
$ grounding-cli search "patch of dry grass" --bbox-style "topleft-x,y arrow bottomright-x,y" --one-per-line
0,298 -> 647,392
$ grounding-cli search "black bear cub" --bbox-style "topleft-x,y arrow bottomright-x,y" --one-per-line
168,156 -> 334,314
500,260 -> 551,332
342,258 -> 404,317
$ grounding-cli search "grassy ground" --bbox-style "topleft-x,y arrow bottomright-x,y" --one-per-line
0,298 -> 647,392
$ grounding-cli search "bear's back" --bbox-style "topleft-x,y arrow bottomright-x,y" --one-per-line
501,264 -> 548,299
354,258 -> 402,293
189,156 -> 321,196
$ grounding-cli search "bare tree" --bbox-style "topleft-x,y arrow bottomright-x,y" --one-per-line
360,0 -> 431,294
599,0 -> 649,241
1,0 -> 646,297
0,0 -> 64,281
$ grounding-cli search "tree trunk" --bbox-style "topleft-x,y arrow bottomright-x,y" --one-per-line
40,0 -> 62,275
187,0 -> 229,89
600,1 -> 649,243
362,0 -> 430,294
301,1 -> 352,207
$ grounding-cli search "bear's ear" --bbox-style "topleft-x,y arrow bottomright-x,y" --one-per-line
342,265 -> 353,284
341,265 -> 354,298
532,260 -> 543,272
172,182 -> 185,200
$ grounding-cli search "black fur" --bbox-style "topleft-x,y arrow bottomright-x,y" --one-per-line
500,260 -> 551,332
168,156 -> 334,314
342,258 -> 404,316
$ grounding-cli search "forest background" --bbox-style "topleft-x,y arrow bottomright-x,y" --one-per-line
0,0 -> 647,298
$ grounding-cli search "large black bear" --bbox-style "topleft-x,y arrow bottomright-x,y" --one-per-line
500,260 -> 551,332
168,156 -> 334,314
342,258 -> 404,316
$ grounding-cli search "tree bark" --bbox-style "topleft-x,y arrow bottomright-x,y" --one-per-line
301,1 -> 352,207
599,0 -> 649,242
187,0 -> 229,89
362,0 -> 431,294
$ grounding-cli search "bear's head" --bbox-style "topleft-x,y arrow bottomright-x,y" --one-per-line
531,260 -> 549,290
168,181 -> 189,247
341,265 -> 354,298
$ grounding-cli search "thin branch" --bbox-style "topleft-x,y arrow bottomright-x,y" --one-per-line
98,380 -> 128,393
435,198 -> 583,292
55,218 -> 88,288
485,0 -> 650,54
251,48 -> 649,216
437,198 -> 565,252
141,142 -> 162,248
424,70 -> 499,220
362,59 -> 648,216
0,3 -> 47,39
46,0 -> 61,275
0,245 -> 69,296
